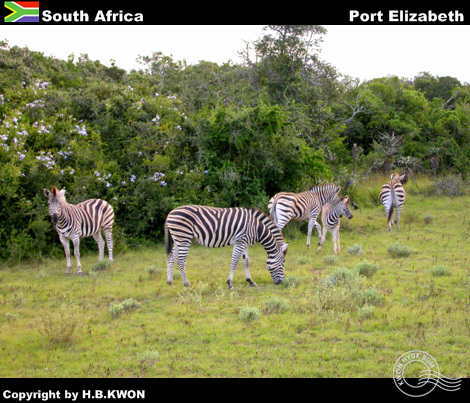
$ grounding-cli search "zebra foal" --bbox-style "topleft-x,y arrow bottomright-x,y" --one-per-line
268,184 -> 341,248
378,173 -> 406,231
317,196 -> 353,256
43,186 -> 114,274
164,205 -> 288,290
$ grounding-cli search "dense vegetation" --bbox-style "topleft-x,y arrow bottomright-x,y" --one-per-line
0,25 -> 469,262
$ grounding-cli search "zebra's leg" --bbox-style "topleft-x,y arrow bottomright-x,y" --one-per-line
59,234 -> 72,274
306,217 -> 315,248
103,227 -> 113,262
166,244 -> 177,285
315,220 -> 322,245
317,227 -> 327,254
92,232 -> 105,261
395,206 -> 403,229
227,243 -> 244,290
332,226 -> 340,255
71,236 -> 83,274
241,247 -> 257,287
175,241 -> 191,287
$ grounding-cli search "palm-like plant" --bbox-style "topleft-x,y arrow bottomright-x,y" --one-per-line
370,131 -> 403,173
396,156 -> 422,179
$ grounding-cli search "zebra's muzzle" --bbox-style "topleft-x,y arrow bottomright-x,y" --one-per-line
51,214 -> 59,224
274,278 -> 283,285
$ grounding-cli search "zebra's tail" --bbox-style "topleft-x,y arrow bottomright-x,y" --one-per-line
387,203 -> 394,224
164,222 -> 172,256
268,197 -> 278,225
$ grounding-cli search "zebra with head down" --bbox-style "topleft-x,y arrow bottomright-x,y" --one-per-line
164,205 -> 288,290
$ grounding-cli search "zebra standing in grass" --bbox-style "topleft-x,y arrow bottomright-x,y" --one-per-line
378,173 -> 407,231
317,196 -> 354,256
268,184 -> 341,248
43,186 -> 114,274
164,205 -> 288,290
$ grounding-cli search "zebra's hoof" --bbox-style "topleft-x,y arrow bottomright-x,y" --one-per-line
76,271 -> 84,276
167,281 -> 173,286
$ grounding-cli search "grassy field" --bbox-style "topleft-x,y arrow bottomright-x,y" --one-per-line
1,176 -> 469,378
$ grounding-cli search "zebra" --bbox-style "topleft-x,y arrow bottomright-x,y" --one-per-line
164,205 -> 288,290
43,186 -> 114,274
378,173 -> 407,231
317,196 -> 354,256
268,184 -> 341,248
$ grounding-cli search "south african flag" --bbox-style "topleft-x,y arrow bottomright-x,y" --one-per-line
5,1 -> 39,22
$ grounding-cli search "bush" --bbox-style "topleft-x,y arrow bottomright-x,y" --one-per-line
355,261 -> 378,278
423,215 -> 434,225
433,175 -> 467,196
261,296 -> 290,315
239,307 -> 260,323
348,243 -> 364,256
430,265 -> 451,277
37,303 -> 80,345
387,243 -> 412,258
323,255 -> 338,266
110,298 -> 142,318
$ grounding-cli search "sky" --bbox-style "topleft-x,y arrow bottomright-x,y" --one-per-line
2,25 -> 470,84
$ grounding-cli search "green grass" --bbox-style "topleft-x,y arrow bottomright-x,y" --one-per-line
1,181 -> 470,377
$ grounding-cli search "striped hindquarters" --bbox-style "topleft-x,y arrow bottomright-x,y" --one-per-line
379,181 -> 406,211
268,191 -> 319,228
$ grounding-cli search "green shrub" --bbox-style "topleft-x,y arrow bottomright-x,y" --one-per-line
110,298 -> 142,318
90,260 -> 112,272
323,255 -> 338,266
423,215 -> 434,225
137,349 -> 160,368
387,243 -> 412,258
37,304 -> 81,345
355,261 -> 378,278
347,243 -> 364,256
433,175 -> 467,196
430,265 -> 451,277
239,307 -> 260,323
261,296 -> 290,315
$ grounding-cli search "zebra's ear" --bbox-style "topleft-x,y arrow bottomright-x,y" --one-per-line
58,189 -> 66,197
342,196 -> 349,203
43,189 -> 51,198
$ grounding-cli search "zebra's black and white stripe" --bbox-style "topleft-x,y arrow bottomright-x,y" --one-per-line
164,205 -> 288,290
317,196 -> 353,255
268,184 -> 341,248
43,186 -> 114,274
378,173 -> 406,231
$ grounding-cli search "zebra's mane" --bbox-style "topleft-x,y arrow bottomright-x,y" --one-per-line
249,207 -> 286,246
308,183 -> 341,193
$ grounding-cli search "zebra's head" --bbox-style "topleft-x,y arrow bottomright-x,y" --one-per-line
267,243 -> 288,285
43,186 -> 66,225
340,196 -> 353,219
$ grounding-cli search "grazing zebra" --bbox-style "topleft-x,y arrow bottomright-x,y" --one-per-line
378,173 -> 407,231
164,205 -> 288,290
268,184 -> 341,248
317,196 -> 353,256
43,186 -> 114,274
